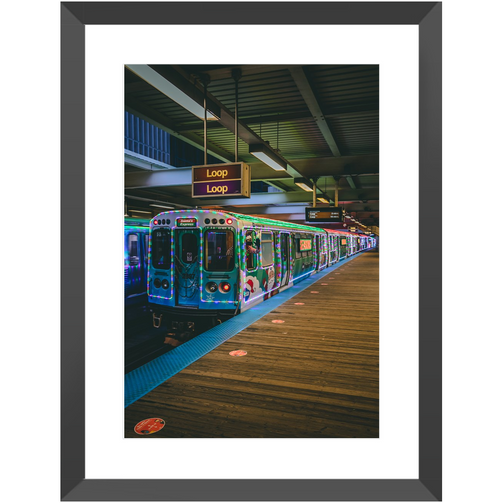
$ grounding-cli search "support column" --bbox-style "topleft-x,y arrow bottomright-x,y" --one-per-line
312,177 -> 318,207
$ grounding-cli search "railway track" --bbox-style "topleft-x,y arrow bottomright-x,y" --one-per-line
125,315 -> 215,373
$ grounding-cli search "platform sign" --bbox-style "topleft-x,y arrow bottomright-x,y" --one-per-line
176,217 -> 197,227
192,162 -> 251,198
305,207 -> 343,222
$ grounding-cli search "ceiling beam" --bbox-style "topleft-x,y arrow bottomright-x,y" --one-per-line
125,150 -> 177,171
125,168 -> 192,189
289,154 -> 379,178
180,64 -> 297,81
243,105 -> 379,127
346,176 -> 357,189
125,167 -> 295,189
124,188 -> 378,209
174,106 -> 379,133
289,66 -> 342,157
190,189 -> 379,207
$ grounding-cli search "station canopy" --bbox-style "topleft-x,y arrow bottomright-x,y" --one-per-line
124,64 -> 379,232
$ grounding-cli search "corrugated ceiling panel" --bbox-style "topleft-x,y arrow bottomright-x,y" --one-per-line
327,110 -> 379,156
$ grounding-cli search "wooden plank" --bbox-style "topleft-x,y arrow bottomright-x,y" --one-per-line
125,251 -> 379,438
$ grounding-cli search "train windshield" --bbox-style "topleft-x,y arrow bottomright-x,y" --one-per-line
151,229 -> 171,269
205,230 -> 235,271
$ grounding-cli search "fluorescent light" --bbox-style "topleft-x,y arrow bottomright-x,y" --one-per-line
130,209 -> 152,214
294,178 -> 313,192
250,151 -> 286,171
126,64 -> 219,121
317,197 -> 329,204
249,144 -> 287,171
150,204 -> 175,209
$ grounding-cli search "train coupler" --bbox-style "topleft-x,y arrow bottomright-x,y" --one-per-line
152,312 -> 163,329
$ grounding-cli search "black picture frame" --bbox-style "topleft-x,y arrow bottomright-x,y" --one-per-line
61,2 -> 441,500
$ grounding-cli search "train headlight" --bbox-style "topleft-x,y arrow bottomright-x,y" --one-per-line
161,279 -> 170,289
154,278 -> 162,288
219,282 -> 231,293
226,218 -> 233,225
205,282 -> 218,293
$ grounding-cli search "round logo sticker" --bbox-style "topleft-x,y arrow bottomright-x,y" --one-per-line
272,320 -> 285,324
229,350 -> 247,357
134,418 -> 165,435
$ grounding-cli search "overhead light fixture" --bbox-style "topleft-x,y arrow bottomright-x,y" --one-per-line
150,204 -> 175,209
317,197 -> 329,204
294,178 -> 313,192
130,209 -> 151,214
249,144 -> 287,171
126,64 -> 220,121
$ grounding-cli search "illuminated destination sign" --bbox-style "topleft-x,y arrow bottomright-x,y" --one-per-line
176,217 -> 197,227
299,239 -> 312,251
305,207 -> 343,222
192,162 -> 251,198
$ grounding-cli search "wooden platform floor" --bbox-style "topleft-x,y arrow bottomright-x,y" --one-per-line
125,250 -> 379,438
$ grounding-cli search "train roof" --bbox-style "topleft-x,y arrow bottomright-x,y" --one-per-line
151,208 -> 326,234
124,217 -> 150,227
150,209 -> 367,236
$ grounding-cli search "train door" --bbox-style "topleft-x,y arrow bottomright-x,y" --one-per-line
174,228 -> 201,307
279,232 -> 290,287
125,231 -> 144,296
314,235 -> 320,269
319,234 -> 327,269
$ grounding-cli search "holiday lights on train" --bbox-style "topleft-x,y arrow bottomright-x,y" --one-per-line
144,209 -> 376,324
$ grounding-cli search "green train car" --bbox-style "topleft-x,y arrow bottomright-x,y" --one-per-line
147,209 -> 375,322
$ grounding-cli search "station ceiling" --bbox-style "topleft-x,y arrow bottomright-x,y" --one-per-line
124,64 -> 379,229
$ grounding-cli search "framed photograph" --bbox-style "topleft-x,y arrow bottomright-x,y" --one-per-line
62,2 -> 441,500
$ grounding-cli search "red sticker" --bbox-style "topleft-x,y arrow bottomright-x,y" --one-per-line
229,350 -> 247,357
294,302 -> 305,305
134,418 -> 165,435
272,320 -> 285,324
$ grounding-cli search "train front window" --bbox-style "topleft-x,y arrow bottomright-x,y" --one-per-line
181,233 -> 198,264
205,230 -> 234,271
151,229 -> 171,270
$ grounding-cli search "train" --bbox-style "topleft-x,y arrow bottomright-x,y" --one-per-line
124,218 -> 150,314
144,209 -> 376,325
